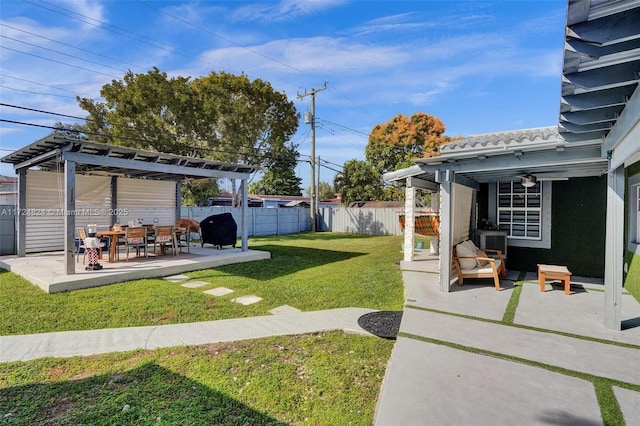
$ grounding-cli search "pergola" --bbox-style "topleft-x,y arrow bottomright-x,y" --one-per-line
1,135 -> 257,275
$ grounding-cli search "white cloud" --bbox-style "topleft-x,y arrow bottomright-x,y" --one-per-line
233,0 -> 348,23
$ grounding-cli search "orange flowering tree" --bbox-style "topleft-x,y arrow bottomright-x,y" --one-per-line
365,112 -> 451,175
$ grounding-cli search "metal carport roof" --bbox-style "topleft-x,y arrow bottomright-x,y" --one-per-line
0,135 -> 257,180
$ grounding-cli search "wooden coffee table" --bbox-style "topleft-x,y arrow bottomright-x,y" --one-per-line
538,264 -> 572,295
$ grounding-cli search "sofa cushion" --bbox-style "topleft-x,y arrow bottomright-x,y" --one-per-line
476,249 -> 490,267
456,241 -> 477,270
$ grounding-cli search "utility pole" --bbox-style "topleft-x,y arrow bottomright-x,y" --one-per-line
297,82 -> 327,232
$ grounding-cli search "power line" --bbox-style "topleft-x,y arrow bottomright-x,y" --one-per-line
4,1 -> 376,166
136,0 -> 304,74
0,111 -> 312,167
19,0 -> 376,134
0,73 -> 80,94
0,23 -> 148,72
319,118 -> 369,136
0,45 -> 121,79
23,0 -> 229,72
0,85 -> 83,100
1,34 -> 129,74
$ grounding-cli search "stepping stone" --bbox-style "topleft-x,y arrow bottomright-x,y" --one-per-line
181,281 -> 208,289
231,295 -> 262,305
203,287 -> 234,296
269,305 -> 302,315
164,274 -> 190,282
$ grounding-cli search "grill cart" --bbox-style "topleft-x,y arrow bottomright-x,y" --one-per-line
199,213 -> 237,249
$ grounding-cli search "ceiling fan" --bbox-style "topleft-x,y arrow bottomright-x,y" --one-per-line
519,174 -> 537,188
517,173 -> 569,187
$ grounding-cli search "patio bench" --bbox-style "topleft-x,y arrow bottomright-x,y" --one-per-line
453,239 -> 506,291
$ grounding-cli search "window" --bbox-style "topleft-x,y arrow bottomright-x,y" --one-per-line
497,181 -> 542,240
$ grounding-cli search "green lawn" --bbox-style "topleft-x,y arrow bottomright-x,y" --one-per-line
0,233 -> 405,335
0,233 -> 404,425
0,332 -> 394,425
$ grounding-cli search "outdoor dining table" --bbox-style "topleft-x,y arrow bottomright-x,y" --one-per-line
97,229 -> 125,263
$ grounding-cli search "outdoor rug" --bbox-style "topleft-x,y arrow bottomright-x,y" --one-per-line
357,310 -> 403,339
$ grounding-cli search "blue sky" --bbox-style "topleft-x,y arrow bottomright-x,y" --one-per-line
0,0 -> 568,192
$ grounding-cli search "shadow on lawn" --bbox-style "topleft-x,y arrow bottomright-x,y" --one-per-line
1,362 -> 285,425
204,244 -> 366,281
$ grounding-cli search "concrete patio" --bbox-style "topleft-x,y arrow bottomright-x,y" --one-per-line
0,245 -> 270,293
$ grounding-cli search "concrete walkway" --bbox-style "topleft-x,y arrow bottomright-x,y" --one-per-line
374,260 -> 640,426
2,257 -> 640,425
0,307 -> 374,362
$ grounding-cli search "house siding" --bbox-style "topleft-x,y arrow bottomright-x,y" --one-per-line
507,176 -> 606,277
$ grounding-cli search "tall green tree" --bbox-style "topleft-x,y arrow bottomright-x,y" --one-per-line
247,138 -> 302,195
73,67 -> 300,205
333,160 -> 383,205
306,181 -> 336,200
181,179 -> 220,206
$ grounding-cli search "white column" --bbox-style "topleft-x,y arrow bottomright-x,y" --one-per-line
430,190 -> 440,255
16,168 -> 26,257
403,185 -> 416,262
64,161 -> 76,275
241,179 -> 249,252
439,178 -> 453,293
604,165 -> 624,330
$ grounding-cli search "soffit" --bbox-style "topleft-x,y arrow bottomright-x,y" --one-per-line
560,0 -> 640,139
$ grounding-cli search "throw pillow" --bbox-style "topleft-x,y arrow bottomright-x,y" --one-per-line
476,249 -> 490,267
456,241 -> 477,270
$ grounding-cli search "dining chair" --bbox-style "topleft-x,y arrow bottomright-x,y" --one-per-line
152,225 -> 176,256
121,226 -> 148,261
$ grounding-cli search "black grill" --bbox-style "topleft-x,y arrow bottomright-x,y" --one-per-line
200,213 -> 237,249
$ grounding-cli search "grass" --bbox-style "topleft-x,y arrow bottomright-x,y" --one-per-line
625,250 -> 640,303
2,233 -> 637,424
0,233 -> 404,425
0,331 -> 394,425
0,233 -> 405,335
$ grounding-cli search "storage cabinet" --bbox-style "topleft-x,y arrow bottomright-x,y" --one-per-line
473,230 -> 508,258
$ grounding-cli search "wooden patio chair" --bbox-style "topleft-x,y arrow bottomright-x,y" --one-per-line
152,225 -> 177,256
453,239 -> 506,291
120,226 -> 148,261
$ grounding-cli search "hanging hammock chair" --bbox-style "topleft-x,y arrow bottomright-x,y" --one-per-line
398,213 -> 440,237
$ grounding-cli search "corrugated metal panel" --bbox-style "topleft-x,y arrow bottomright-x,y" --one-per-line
117,178 -> 176,226
25,171 -> 112,253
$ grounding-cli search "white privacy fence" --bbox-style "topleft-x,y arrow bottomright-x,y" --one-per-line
179,206 -> 404,237
2,206 -> 405,254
